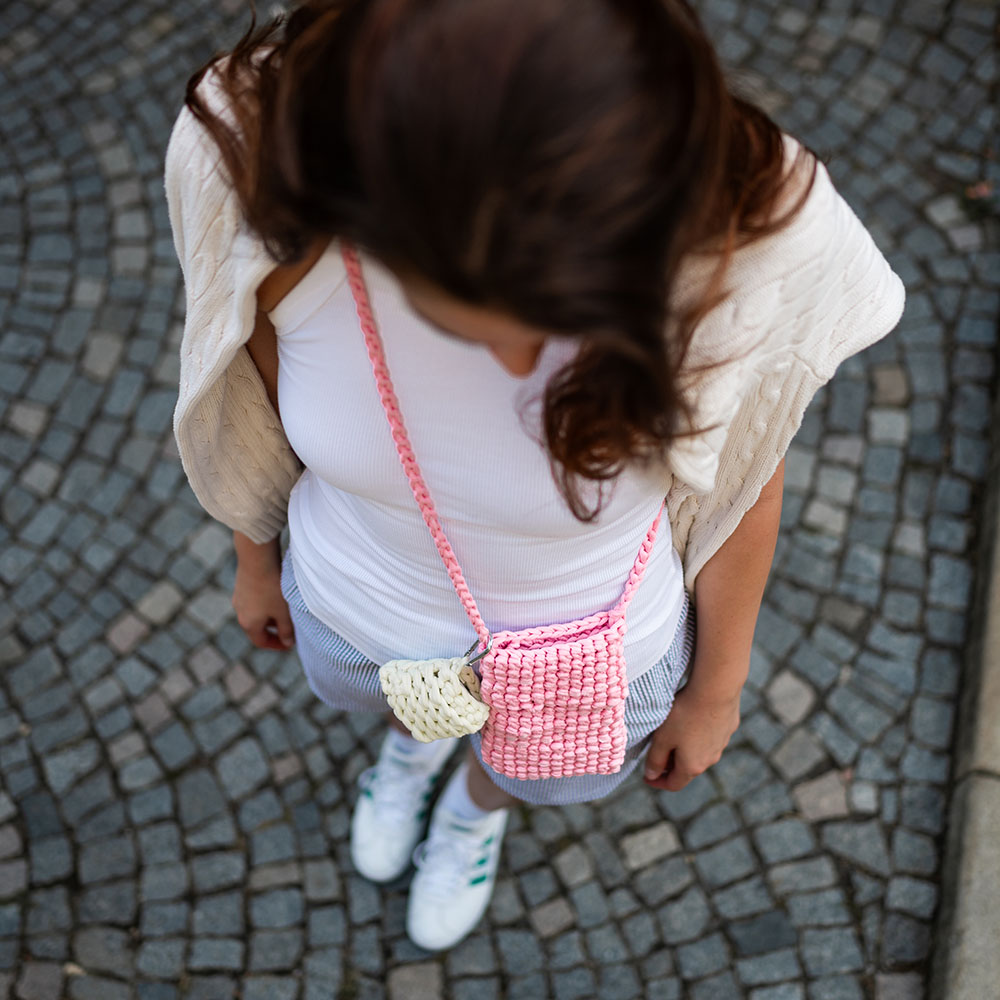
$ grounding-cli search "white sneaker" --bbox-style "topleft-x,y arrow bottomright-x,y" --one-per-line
350,733 -> 459,883
406,796 -> 508,950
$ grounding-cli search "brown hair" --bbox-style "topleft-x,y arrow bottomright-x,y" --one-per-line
187,0 -> 814,519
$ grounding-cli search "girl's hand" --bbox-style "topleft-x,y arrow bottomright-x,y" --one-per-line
646,457 -> 783,791
233,562 -> 295,650
232,534 -> 295,651
642,679 -> 741,792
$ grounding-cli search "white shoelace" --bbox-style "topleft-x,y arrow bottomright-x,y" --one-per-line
412,813 -> 495,900
359,749 -> 437,826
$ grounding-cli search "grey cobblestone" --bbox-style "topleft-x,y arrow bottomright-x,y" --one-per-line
788,889 -> 852,927
189,937 -> 243,972
307,906 -> 346,948
597,962 -> 643,999
551,965 -> 596,1000
801,928 -> 866,978
713,876 -> 775,921
72,925 -> 134,977
496,928 -> 544,974
741,783 -> 795,826
756,986 -> 809,1000
192,892 -> 244,938
772,729 -> 826,781
250,888 -> 304,929
217,737 -> 271,800
621,909 -> 659,958
191,852 -> 246,894
737,948 -> 802,986
0,0 -> 991,995
519,867 -> 557,908
882,913 -> 932,964
694,836 -> 757,888
822,821 -> 892,877
248,928 -> 304,971
677,931 -> 730,979
568,881 -> 611,929
658,886 -> 711,945
685,803 -> 740,849
754,820 -> 817,864
691,970 -> 742,999
730,909 -> 798,957
243,977 -> 299,1000
141,901 -> 189,938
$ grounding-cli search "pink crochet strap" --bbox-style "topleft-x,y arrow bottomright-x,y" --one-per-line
341,244 -> 491,645
621,504 -> 662,613
341,242 -> 661,635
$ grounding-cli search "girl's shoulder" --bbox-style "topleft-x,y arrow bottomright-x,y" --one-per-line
165,60 -> 253,220
681,138 -> 903,371
164,66 -> 246,268
667,139 -> 904,491
256,239 -> 331,314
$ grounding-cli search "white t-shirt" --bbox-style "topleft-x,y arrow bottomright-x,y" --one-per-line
271,245 -> 686,677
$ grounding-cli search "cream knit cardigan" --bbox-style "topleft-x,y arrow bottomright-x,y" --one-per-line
166,104 -> 904,594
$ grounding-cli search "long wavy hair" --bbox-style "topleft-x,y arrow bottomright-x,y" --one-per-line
186,0 -> 814,519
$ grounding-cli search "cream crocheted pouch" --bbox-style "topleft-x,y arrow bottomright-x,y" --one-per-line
380,643 -> 491,742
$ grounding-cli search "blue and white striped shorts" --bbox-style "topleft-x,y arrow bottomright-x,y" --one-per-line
281,552 -> 695,805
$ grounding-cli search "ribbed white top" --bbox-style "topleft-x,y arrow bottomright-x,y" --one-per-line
167,77 -> 906,597
271,247 -> 686,674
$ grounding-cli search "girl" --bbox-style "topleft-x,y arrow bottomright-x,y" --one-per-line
166,0 -> 903,951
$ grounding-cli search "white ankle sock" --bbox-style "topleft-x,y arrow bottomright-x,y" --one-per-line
438,761 -> 494,822
384,727 -> 449,765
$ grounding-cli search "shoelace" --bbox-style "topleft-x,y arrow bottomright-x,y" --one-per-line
412,815 -> 493,900
358,752 -> 436,826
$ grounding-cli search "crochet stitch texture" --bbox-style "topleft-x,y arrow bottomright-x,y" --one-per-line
379,656 -> 491,742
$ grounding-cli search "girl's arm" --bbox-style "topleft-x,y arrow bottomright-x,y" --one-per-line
231,241 -> 330,649
233,523 -> 292,650
644,457 -> 785,790
232,308 -> 293,649
247,236 -> 329,412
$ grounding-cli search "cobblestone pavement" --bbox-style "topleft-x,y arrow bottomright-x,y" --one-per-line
0,0 -> 997,997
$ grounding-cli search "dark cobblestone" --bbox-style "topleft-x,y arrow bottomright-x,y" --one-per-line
730,910 -> 798,957
0,0 -> 992,995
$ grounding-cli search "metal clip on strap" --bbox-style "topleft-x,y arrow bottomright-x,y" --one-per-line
462,635 -> 493,668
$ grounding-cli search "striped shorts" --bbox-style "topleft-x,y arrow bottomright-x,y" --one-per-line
281,551 -> 695,806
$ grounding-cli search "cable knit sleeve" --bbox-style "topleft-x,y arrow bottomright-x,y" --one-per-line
165,80 -> 303,544
667,151 -> 905,592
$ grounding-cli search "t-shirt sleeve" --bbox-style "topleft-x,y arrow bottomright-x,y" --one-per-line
667,152 -> 905,590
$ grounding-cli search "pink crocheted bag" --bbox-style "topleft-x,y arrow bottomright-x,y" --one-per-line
343,245 -> 663,780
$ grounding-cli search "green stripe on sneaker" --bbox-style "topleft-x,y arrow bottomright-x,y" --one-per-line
469,875 -> 488,885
